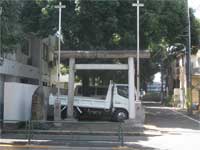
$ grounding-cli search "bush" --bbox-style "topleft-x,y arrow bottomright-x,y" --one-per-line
164,94 -> 173,107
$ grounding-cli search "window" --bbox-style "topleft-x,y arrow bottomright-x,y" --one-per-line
117,86 -> 128,98
21,39 -> 29,55
43,82 -> 48,86
43,43 -> 48,61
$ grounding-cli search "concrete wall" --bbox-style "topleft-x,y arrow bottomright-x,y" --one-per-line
0,58 -> 39,79
29,35 -> 56,85
4,82 -> 38,121
192,76 -> 200,104
30,36 -> 41,68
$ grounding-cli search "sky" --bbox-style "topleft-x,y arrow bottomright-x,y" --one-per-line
189,0 -> 200,19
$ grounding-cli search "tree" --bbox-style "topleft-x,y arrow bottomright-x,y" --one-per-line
0,0 -> 23,53
190,9 -> 200,54
3,0 -> 200,91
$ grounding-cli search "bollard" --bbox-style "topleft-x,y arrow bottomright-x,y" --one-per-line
119,122 -> 124,146
27,120 -> 31,144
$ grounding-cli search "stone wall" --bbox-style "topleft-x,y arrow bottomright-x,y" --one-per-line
192,76 -> 200,104
31,86 -> 67,120
31,86 -> 50,120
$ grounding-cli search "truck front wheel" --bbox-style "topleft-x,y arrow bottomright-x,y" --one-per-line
113,109 -> 128,122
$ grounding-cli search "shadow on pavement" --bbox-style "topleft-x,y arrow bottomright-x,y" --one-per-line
144,102 -> 200,133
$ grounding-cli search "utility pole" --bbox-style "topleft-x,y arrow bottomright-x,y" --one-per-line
132,0 -> 144,101
160,59 -> 164,103
54,2 -> 66,121
185,0 -> 192,113
0,7 -> 2,61
0,7 -> 2,136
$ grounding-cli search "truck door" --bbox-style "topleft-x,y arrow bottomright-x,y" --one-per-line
113,85 -> 129,111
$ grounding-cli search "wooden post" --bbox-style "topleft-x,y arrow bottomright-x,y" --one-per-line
128,57 -> 136,119
67,58 -> 75,118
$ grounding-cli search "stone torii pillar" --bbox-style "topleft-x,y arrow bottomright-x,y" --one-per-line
57,50 -> 150,120
67,58 -> 75,118
128,57 -> 135,119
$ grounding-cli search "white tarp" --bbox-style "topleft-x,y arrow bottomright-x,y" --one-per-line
4,82 -> 38,121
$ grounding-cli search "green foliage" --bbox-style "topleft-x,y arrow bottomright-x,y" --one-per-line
19,0 -> 200,87
190,9 -> 200,54
1,0 -> 200,88
164,94 -> 174,107
0,0 -> 23,53
60,64 -> 69,75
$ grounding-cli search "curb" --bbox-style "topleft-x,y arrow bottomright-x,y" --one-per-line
171,109 -> 200,124
2,129 -> 161,136
0,144 -> 131,150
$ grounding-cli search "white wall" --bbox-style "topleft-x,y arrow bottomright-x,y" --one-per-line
4,82 -> 38,121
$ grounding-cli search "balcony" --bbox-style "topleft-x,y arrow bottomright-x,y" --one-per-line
0,58 -> 39,79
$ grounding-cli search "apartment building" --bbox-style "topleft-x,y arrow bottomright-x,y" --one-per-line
0,34 -> 57,120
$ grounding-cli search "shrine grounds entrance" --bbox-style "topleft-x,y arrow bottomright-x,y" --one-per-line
55,50 -> 150,120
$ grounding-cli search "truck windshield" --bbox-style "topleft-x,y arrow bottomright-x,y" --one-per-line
117,86 -> 128,98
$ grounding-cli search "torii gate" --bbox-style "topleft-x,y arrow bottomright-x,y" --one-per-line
57,50 -> 150,120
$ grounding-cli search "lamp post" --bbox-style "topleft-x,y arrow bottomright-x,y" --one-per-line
0,6 -> 2,136
0,7 -> 2,63
185,0 -> 192,114
54,2 -> 66,121
132,0 -> 144,101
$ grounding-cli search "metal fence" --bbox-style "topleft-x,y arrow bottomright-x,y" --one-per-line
0,120 -> 124,146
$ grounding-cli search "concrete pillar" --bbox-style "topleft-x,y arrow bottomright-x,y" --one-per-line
67,58 -> 75,118
39,40 -> 43,87
54,59 -> 61,121
179,59 -> 185,108
128,57 -> 136,119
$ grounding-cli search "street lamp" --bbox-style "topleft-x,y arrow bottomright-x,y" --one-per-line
0,6 -> 2,136
54,2 -> 66,121
132,0 -> 144,101
185,0 -> 192,114
0,7 -> 3,65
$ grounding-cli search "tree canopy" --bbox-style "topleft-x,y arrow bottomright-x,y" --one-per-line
1,0 -> 200,88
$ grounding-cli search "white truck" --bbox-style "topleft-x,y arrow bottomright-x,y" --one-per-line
49,83 -> 144,121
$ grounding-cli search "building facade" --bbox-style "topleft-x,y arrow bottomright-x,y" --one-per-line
0,34 -> 57,120
173,50 -> 200,109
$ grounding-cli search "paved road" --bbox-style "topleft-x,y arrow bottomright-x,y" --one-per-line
124,105 -> 200,150
0,103 -> 199,150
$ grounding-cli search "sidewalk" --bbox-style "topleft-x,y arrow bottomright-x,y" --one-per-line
3,104 -> 198,137
1,120 -> 161,137
176,108 -> 200,121
1,102 -> 199,148
144,104 -> 200,133
0,115 -> 160,147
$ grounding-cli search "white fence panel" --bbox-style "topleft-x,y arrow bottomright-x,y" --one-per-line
4,82 -> 38,121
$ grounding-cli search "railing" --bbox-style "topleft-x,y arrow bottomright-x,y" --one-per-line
0,120 -> 124,146
0,120 -> 29,140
